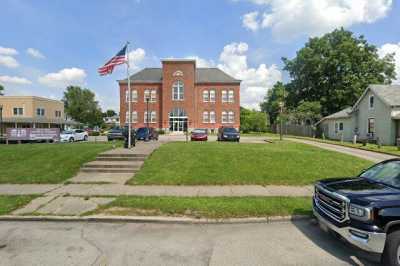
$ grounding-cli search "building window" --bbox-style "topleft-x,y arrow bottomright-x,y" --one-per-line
55,110 -> 62,117
222,90 -> 228,103
209,90 -> 216,102
228,111 -> 235,123
339,122 -> 344,131
335,122 -> 338,133
151,111 -> 156,123
368,118 -> 375,134
221,111 -> 228,123
369,95 -> 374,109
126,111 -> 138,123
209,111 -> 216,123
172,80 -> 184,100
126,90 -> 138,103
150,90 -> 156,102
228,90 -> 234,103
144,89 -> 151,102
203,111 -> 209,123
13,107 -> 23,116
132,90 -> 138,102
203,90 -> 209,102
36,108 -> 45,116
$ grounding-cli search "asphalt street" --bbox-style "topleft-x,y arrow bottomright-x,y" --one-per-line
0,219 -> 381,266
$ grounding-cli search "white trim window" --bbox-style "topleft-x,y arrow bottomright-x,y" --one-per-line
222,90 -> 228,103
203,111 -> 209,123
151,111 -> 156,123
368,118 -> 375,134
132,90 -> 138,102
228,90 -> 234,103
13,107 -> 23,116
36,108 -> 45,116
132,111 -> 138,123
369,95 -> 374,109
203,90 -> 209,102
209,90 -> 216,102
228,111 -> 235,123
209,111 -> 216,123
144,89 -> 151,102
125,89 -> 129,103
55,110 -> 62,117
126,111 -> 138,123
150,90 -> 156,102
172,80 -> 184,100
221,111 -> 228,123
144,111 -> 148,123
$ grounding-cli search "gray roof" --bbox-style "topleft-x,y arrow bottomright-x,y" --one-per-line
119,68 -> 240,84
315,107 -> 352,125
368,84 -> 400,107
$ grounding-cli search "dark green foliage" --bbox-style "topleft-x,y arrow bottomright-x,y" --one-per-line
240,107 -> 268,133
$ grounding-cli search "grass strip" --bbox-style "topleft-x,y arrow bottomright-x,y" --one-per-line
0,195 -> 37,215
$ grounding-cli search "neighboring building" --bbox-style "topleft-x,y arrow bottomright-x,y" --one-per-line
317,85 -> 400,145
0,96 -> 78,133
118,59 -> 241,133
103,115 -> 120,127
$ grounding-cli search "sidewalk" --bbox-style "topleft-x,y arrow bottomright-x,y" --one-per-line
288,137 -> 396,163
0,184 -> 313,197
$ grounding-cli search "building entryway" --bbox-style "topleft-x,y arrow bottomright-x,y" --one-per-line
169,108 -> 187,132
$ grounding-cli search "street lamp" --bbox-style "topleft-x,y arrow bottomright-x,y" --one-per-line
146,97 -> 150,131
278,101 -> 284,141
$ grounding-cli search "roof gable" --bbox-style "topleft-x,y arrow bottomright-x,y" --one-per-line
353,84 -> 400,109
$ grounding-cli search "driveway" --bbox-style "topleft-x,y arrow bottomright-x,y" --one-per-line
288,138 -> 396,163
0,220 -> 380,265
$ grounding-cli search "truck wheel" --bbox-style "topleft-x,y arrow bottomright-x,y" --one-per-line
382,230 -> 400,266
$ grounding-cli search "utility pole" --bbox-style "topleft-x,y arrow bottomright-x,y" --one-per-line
279,101 -> 284,141
146,97 -> 150,136
0,104 -> 3,140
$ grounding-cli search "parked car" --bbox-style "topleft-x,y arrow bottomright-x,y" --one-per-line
136,127 -> 158,141
313,159 -> 400,265
191,129 -> 208,141
60,129 -> 88,142
107,128 -> 124,141
217,127 -> 240,142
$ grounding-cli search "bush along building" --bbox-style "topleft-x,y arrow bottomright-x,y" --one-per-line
317,85 -> 400,145
118,59 -> 241,133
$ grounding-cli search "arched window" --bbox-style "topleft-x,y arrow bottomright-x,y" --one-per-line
151,90 -> 156,102
172,81 -> 184,100
221,111 -> 228,123
203,111 -> 209,123
132,111 -> 138,123
209,90 -> 216,102
132,90 -> 138,102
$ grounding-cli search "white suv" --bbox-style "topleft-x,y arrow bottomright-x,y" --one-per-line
60,129 -> 88,142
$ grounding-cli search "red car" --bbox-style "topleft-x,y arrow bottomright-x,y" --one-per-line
191,129 -> 208,141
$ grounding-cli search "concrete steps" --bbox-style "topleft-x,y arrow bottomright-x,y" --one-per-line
95,157 -> 145,162
80,168 -> 138,173
97,154 -> 147,158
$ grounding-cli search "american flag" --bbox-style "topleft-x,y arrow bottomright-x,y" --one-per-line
98,45 -> 127,76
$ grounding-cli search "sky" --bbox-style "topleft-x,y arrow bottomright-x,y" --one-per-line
1,0 -> 400,111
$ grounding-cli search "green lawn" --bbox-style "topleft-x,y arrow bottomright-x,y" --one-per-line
0,143 -> 114,184
129,141 -> 372,186
93,196 -> 312,218
0,195 -> 37,215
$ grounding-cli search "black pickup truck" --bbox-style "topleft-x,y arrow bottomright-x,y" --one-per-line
313,159 -> 400,265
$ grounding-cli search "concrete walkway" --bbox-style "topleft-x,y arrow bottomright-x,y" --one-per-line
288,137 -> 396,163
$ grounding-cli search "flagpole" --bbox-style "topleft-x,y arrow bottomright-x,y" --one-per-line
126,41 -> 132,149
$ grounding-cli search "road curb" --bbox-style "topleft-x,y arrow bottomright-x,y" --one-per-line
0,214 -> 311,224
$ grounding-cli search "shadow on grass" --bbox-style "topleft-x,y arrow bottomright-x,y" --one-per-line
291,215 -> 381,266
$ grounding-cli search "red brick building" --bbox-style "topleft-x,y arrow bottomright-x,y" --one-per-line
118,59 -> 240,133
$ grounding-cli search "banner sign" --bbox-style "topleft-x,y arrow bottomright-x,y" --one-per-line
6,128 -> 60,141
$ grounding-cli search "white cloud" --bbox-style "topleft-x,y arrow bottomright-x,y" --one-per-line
38,67 -> 87,88
217,42 -> 282,109
0,55 -> 19,68
242,11 -> 260,32
0,46 -> 18,56
378,42 -> 400,84
26,48 -> 45,59
242,0 -> 393,40
185,56 -> 215,68
128,48 -> 146,70
0,75 -> 32,85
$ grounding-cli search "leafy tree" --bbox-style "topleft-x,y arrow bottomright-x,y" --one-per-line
0,84 -> 4,96
62,86 -> 103,127
282,28 -> 395,116
240,107 -> 268,133
260,82 -> 287,125
290,101 -> 322,125
103,109 -> 117,117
